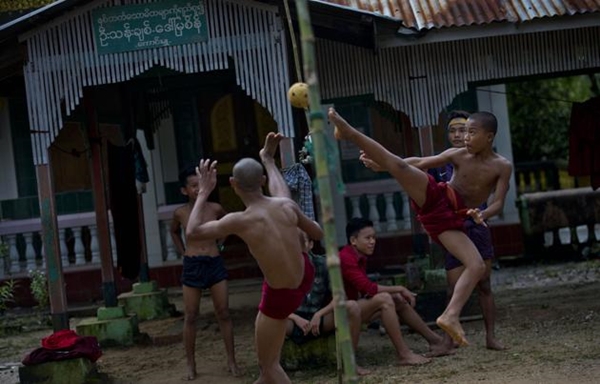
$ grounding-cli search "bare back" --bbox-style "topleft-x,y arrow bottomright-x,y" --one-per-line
225,197 -> 305,289
448,149 -> 512,208
175,202 -> 225,257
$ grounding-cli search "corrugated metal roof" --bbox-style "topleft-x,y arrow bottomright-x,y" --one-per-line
314,0 -> 600,30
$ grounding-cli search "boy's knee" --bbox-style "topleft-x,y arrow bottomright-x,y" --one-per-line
214,306 -> 231,321
346,301 -> 361,320
184,311 -> 199,325
373,292 -> 394,309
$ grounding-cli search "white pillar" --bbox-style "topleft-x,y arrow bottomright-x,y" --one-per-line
73,227 -> 86,265
162,220 -> 178,262
110,223 -> 117,264
24,232 -> 36,271
366,194 -> 381,232
349,196 -> 362,219
89,225 -> 100,263
400,191 -> 411,229
137,130 -> 164,268
59,228 -> 69,267
383,192 -> 398,231
476,84 -> 519,223
6,234 -> 19,273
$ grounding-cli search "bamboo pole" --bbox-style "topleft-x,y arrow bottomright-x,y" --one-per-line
293,1 -> 358,382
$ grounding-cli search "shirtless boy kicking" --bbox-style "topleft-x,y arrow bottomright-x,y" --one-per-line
329,108 -> 513,346
186,135 -> 324,384
170,165 -> 241,380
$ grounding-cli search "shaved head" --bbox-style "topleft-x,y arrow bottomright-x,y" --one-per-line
232,158 -> 264,191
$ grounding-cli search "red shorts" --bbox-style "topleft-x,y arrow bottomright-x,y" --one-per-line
411,174 -> 468,244
258,253 -> 315,319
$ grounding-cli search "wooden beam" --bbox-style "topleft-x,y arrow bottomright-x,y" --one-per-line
35,162 -> 69,331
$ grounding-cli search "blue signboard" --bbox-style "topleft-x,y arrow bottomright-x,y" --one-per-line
91,0 -> 208,55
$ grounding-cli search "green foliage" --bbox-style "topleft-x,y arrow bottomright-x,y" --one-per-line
0,279 -> 16,314
28,269 -> 49,309
507,75 -> 595,163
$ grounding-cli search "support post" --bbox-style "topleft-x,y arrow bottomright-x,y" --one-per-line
84,89 -> 118,307
36,163 -> 69,331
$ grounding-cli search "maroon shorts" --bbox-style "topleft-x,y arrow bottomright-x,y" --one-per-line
411,174 -> 467,244
258,253 -> 315,320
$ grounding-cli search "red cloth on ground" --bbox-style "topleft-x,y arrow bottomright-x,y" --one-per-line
568,97 -> 600,190
41,329 -> 79,350
410,174 -> 468,244
22,332 -> 102,366
258,252 -> 315,319
339,245 -> 378,301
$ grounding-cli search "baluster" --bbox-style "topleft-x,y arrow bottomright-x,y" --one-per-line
558,227 -> 571,245
400,191 -> 411,229
73,227 -> 86,265
366,194 -> 381,232
24,232 -> 37,271
575,225 -> 588,244
6,234 -> 19,274
594,223 -> 600,242
59,228 -> 70,267
35,232 -> 44,269
543,231 -> 553,247
349,196 -> 362,219
89,225 -> 100,263
383,192 -> 398,231
163,220 -> 177,261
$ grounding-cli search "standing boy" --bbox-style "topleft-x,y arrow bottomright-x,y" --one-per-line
329,108 -> 513,347
170,165 -> 241,380
186,133 -> 324,384
433,111 -> 506,350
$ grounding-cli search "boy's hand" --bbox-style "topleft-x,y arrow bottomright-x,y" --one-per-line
398,287 -> 417,307
293,317 -> 310,335
196,159 -> 218,196
310,314 -> 322,336
466,208 -> 488,227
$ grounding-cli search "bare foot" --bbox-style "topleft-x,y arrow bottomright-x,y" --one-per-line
486,338 -> 508,351
397,352 -> 431,366
425,334 -> 456,357
327,108 -> 350,140
259,132 -> 284,163
436,315 -> 469,347
186,366 -> 197,381
356,365 -> 371,376
228,361 -> 243,377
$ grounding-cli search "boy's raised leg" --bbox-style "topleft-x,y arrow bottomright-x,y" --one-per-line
260,132 -> 291,199
328,108 -> 430,207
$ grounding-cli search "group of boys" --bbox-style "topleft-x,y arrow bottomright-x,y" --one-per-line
171,108 -> 512,383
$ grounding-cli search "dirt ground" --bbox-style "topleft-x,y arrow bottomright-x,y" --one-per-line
2,258 -> 600,384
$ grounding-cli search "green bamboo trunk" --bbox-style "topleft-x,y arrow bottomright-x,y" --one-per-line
294,1 -> 358,382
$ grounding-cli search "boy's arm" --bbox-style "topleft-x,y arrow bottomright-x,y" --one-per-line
376,284 -> 416,307
186,160 -> 237,241
360,148 -> 458,172
169,211 -> 185,256
404,148 -> 459,171
294,203 -> 324,241
481,161 -> 513,221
